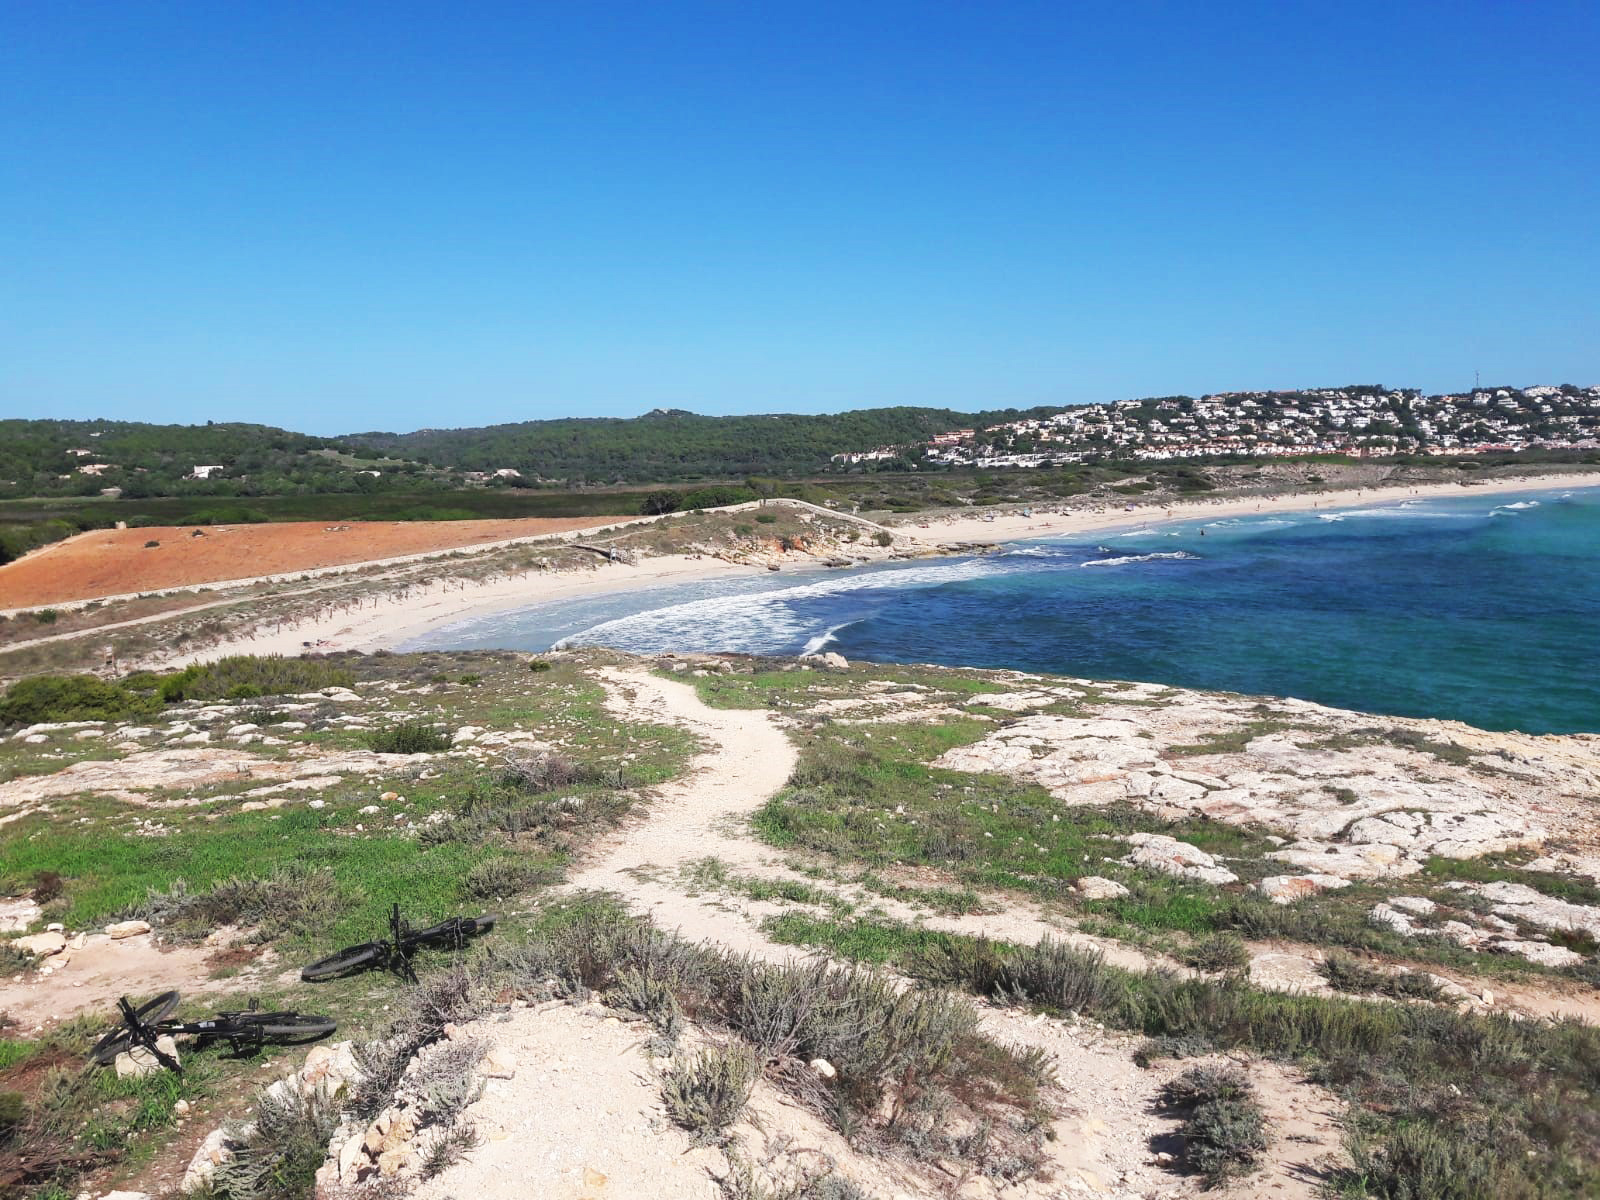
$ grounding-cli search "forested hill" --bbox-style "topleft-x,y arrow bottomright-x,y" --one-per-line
0,405 -> 1068,499
346,405 -> 1064,481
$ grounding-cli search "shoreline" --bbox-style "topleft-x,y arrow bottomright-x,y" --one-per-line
902,472 -> 1597,544
176,472 -> 1599,663
182,554 -> 769,665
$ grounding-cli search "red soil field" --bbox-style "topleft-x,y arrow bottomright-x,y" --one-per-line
0,516 -> 633,608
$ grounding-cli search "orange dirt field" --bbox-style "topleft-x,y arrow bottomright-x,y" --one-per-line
0,516 -> 634,608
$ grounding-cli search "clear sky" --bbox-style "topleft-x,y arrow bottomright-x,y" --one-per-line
3,1 -> 1596,435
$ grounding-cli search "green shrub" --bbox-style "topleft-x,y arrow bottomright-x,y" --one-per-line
1182,933 -> 1250,974
369,721 -> 452,754
755,513 -> 777,524
462,856 -> 561,900
207,1079 -> 341,1200
157,655 -> 353,703
1157,1065 -> 1268,1186
134,865 -> 342,942
527,659 -> 552,673
33,609 -> 58,625
679,485 -> 758,509
873,530 -> 893,547
909,936 -> 1122,1015
1320,952 -> 1445,1001
0,674 -> 158,726
662,1044 -> 758,1143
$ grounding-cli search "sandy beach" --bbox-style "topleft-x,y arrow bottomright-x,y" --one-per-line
184,552 -> 764,664
904,472 -> 1597,544
173,471 -> 1598,664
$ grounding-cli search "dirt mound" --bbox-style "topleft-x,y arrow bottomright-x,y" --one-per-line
0,517 -> 632,607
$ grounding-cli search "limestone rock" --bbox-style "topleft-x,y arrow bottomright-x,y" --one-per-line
1122,833 -> 1238,886
105,919 -> 152,939
116,1035 -> 180,1077
182,1126 -> 234,1192
1074,876 -> 1130,901
13,930 -> 66,957
1256,874 -> 1349,904
480,1045 -> 517,1079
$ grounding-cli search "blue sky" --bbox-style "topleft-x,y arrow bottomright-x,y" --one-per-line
3,1 -> 1596,434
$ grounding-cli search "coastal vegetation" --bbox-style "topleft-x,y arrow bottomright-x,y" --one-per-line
4,648 -> 1599,1199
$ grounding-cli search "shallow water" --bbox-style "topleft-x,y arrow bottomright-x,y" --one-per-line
404,486 -> 1600,734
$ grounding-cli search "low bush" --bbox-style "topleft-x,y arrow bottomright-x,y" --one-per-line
207,1085 -> 341,1200
490,906 -> 1047,1175
1156,1065 -> 1268,1187
352,969 -> 484,1123
461,856 -> 561,900
501,750 -> 617,792
1182,933 -> 1250,975
157,655 -> 353,703
0,674 -> 160,726
369,721 -> 452,754
1319,952 -> 1445,1001
662,1044 -> 759,1143
134,864 -> 342,942
909,936 -> 1123,1016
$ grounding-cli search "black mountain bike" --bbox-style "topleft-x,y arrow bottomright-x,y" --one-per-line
300,904 -> 497,983
89,991 -> 336,1072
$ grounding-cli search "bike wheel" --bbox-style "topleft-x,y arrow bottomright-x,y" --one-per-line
88,990 -> 182,1065
407,912 -> 497,949
236,1012 -> 339,1043
300,942 -> 384,982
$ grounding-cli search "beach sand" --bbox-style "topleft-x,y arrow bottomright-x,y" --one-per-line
186,553 -> 764,664
901,473 -> 1593,545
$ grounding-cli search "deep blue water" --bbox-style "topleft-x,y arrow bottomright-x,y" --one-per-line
404,486 -> 1600,734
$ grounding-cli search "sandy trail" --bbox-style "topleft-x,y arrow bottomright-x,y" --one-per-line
558,668 -> 1343,1198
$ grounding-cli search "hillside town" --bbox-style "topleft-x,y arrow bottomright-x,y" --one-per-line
834,384 -> 1600,468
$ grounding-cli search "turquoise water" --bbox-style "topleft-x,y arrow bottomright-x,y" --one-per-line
404,486 -> 1600,734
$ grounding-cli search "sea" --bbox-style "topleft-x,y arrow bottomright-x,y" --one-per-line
403,485 -> 1600,735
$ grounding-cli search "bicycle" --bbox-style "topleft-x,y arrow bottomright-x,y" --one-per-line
88,991 -> 337,1072
300,903 -> 497,983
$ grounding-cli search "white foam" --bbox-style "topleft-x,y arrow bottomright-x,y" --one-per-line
1080,551 -> 1200,568
558,558 -> 1000,654
800,620 -> 860,655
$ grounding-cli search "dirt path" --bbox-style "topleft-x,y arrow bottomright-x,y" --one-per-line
555,669 -> 1345,1198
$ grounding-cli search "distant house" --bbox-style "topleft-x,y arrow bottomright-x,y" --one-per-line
66,447 -> 94,457
187,465 -> 226,480
76,463 -> 113,476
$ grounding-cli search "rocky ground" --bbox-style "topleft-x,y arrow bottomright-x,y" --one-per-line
2,650 -> 1598,1199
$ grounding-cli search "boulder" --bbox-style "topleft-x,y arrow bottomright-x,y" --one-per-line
116,1035 -> 180,1077
1123,833 -> 1238,886
1074,876 -> 1130,901
1256,874 -> 1349,905
182,1126 -> 234,1192
106,919 -> 152,939
0,898 -> 43,933
13,930 -> 65,957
